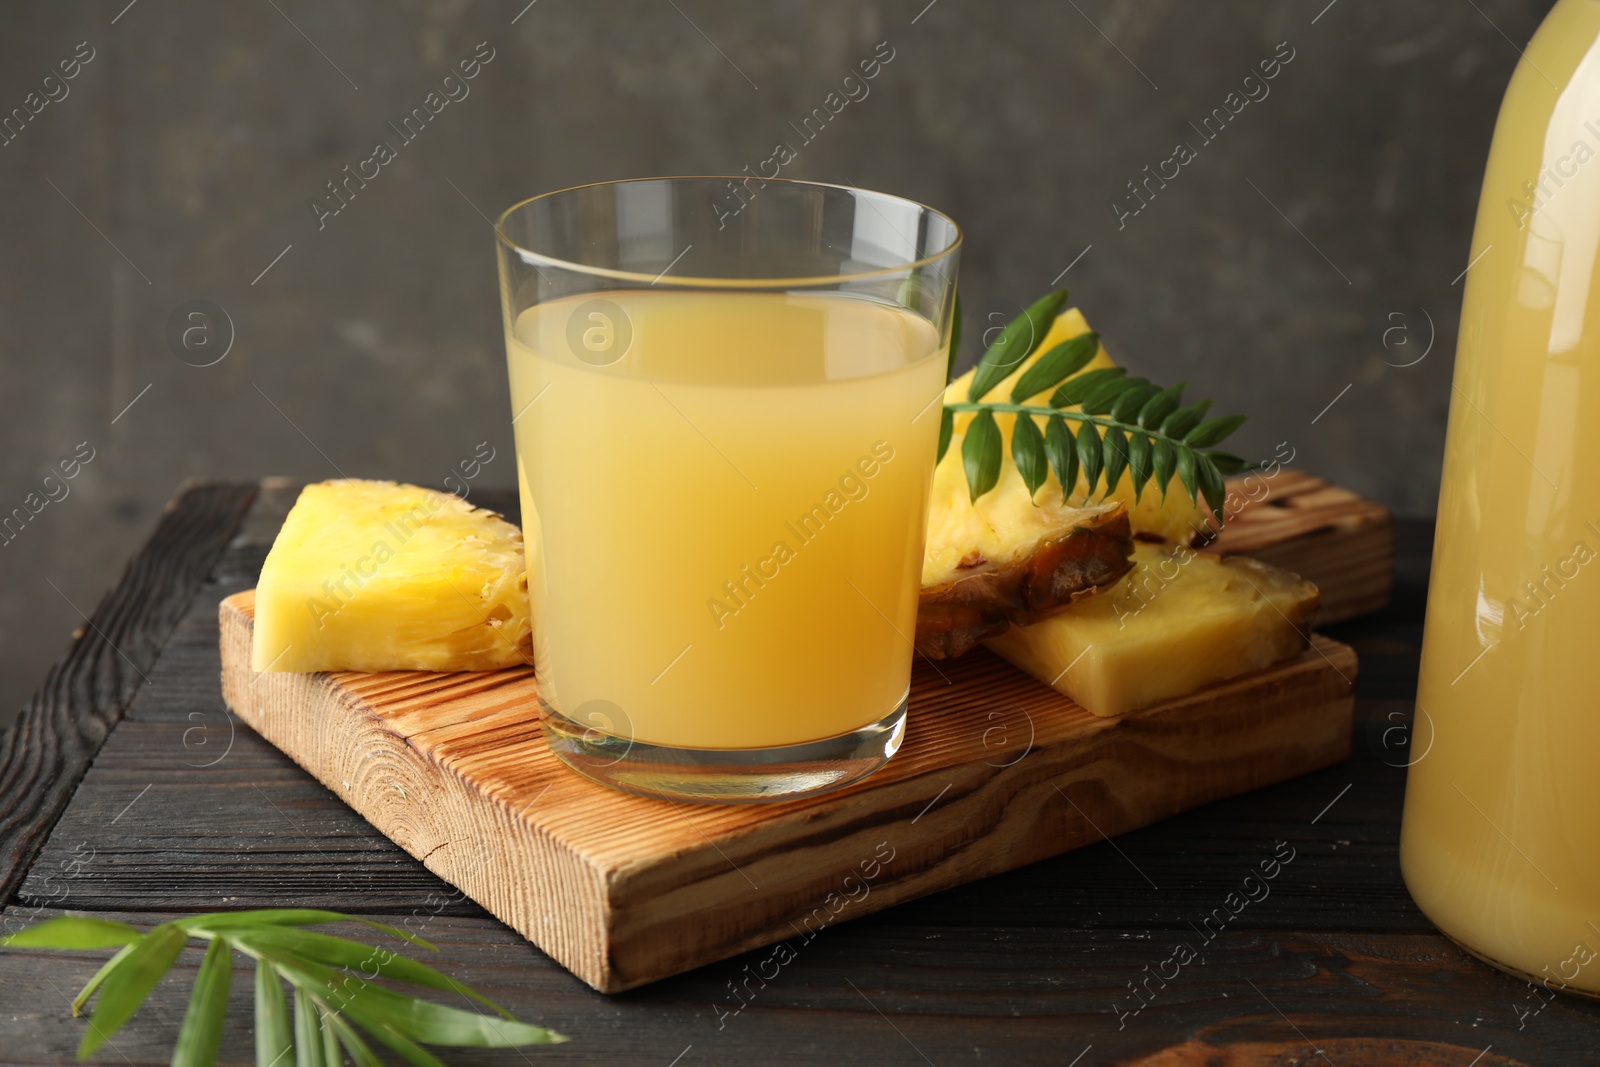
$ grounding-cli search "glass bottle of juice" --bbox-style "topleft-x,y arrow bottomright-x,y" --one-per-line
1401,0 -> 1600,994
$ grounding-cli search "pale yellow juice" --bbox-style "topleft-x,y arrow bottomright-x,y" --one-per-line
506,290 -> 945,750
1402,0 -> 1600,992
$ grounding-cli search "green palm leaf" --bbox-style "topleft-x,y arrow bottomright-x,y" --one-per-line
1138,383 -> 1185,430
1044,416 -> 1078,501
968,289 -> 1070,401
1010,331 -> 1099,402
255,960 -> 292,1067
1010,414 -> 1048,498
1051,367 -> 1125,408
1206,451 -> 1251,476
1081,374 -> 1143,416
346,1016 -> 450,1067
294,986 -> 325,1067
1177,446 -> 1200,503
318,1003 -> 342,1067
73,944 -> 137,1016
1127,432 -> 1153,502
1152,439 -> 1178,502
1197,454 -> 1228,523
1185,414 -> 1249,449
1076,423 -> 1103,498
80,923 -> 188,1057
182,910 -> 433,950
172,938 -> 232,1067
324,1011 -> 388,1067
962,408 -> 1002,501
0,916 -> 141,950
937,289 -> 1251,514
1,909 -> 566,1067
1100,426 -> 1129,499
232,925 -> 510,1017
1110,382 -> 1161,424
270,953 -> 564,1048
1161,400 -> 1212,441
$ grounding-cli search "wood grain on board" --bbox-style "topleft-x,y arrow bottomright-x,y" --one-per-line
220,589 -> 1356,993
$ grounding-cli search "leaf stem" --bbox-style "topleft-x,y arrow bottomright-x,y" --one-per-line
943,401 -> 1178,447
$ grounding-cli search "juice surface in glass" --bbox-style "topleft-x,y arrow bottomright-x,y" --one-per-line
1401,0 -> 1600,992
507,289 -> 946,751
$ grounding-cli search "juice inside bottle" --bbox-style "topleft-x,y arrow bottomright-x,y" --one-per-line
506,289 -> 945,750
1401,0 -> 1600,993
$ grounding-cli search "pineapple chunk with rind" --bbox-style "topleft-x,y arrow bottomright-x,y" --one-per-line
253,479 -> 532,673
984,543 -> 1318,717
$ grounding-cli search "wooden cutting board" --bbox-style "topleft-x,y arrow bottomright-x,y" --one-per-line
219,598 -> 1355,993
216,471 -> 1383,993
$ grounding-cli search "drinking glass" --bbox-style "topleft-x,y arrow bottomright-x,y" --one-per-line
495,177 -> 961,802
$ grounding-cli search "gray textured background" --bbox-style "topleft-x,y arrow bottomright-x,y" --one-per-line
0,0 -> 1548,727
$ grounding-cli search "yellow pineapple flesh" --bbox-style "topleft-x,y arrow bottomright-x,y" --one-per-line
984,543 -> 1318,716
252,479 -> 532,672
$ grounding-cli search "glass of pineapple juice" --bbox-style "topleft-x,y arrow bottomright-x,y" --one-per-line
494,177 -> 960,802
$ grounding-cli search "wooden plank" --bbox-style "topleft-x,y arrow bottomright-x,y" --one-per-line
10,512 -> 1416,931
13,710 -> 1418,934
15,718 -> 473,916
0,482 -> 257,905
219,590 -> 1356,993
3,909 -> 1599,1066
12,530 -> 1424,932
15,686 -> 1413,932
1212,469 -> 1395,624
21,520 -> 1564,1065
10,531 -> 1414,926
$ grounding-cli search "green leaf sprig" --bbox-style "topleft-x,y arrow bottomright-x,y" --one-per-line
938,289 -> 1250,520
2,910 -> 565,1067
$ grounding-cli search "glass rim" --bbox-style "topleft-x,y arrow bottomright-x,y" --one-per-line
493,175 -> 963,289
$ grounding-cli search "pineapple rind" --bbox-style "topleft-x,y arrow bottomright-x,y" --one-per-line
253,479 -> 532,673
917,504 -> 1133,659
985,543 -> 1318,716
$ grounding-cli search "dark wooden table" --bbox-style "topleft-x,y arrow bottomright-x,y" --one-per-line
2,481 -> 1597,1066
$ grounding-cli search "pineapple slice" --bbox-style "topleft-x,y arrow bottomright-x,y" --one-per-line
917,502 -> 1132,660
916,308 -> 1205,659
252,479 -> 532,673
984,543 -> 1318,716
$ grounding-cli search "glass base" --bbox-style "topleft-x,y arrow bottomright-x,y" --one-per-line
539,695 -> 906,803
